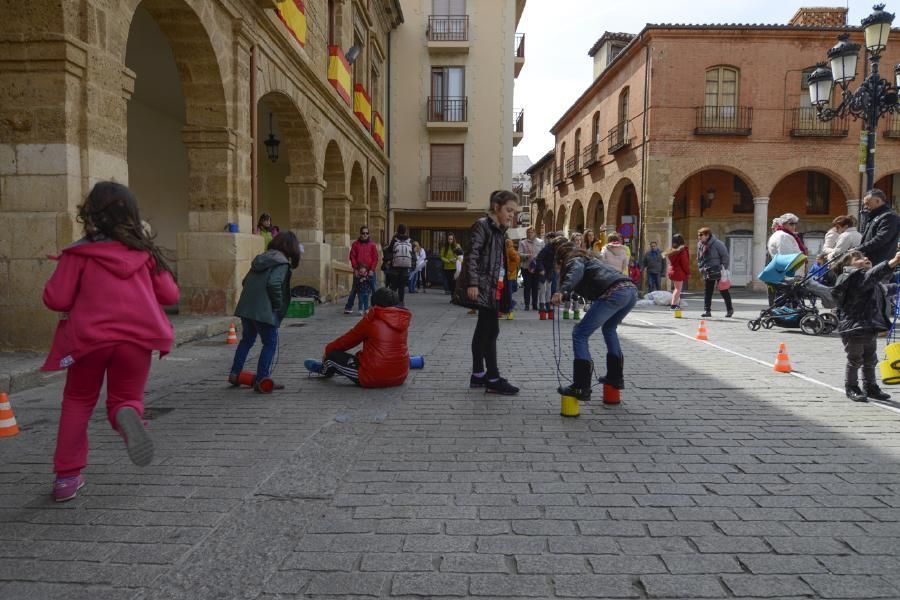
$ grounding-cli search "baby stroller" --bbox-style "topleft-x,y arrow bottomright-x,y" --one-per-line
747,252 -> 838,335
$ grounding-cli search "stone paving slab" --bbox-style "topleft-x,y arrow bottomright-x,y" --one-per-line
1,289 -> 900,598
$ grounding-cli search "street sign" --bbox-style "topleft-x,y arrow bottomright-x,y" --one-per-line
617,223 -> 634,238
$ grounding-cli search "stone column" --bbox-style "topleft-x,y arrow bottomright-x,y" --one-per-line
286,176 -> 331,293
749,196 -> 770,291
846,198 -> 861,221
324,192 -> 352,254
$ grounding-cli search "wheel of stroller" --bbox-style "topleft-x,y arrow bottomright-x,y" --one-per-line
821,313 -> 839,334
762,319 -> 774,329
747,320 -> 761,331
799,313 -> 825,336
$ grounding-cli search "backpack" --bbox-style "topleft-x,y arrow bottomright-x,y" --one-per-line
391,238 -> 413,269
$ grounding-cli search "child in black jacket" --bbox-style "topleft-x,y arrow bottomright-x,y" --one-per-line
831,249 -> 900,402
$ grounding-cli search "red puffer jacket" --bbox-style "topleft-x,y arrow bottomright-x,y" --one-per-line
666,246 -> 690,282
324,306 -> 411,387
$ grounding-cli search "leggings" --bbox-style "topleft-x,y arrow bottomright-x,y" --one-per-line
471,307 -> 501,378
539,281 -> 552,306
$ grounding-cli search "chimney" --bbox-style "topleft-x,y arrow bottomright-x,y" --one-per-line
789,7 -> 848,27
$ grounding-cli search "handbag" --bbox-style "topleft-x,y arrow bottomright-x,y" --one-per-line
718,268 -> 732,291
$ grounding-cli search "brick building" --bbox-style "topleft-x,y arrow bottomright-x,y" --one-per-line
0,0 -> 402,350
535,7 -> 900,288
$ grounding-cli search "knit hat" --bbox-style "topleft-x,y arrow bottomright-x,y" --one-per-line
372,287 -> 400,308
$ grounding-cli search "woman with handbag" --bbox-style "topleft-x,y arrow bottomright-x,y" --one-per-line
697,227 -> 733,318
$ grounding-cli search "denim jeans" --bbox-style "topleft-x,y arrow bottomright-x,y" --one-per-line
572,286 -> 638,362
647,272 -> 661,292
346,274 -> 375,311
229,318 -> 279,380
408,270 -> 419,292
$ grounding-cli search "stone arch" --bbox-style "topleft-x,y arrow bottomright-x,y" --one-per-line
556,204 -> 568,233
875,171 -> 900,207
323,140 -> 347,194
569,199 -> 585,233
767,166 -> 853,202
348,162 -> 367,238
543,209 -> 554,235
586,192 -> 604,234
672,164 -> 761,199
322,140 -> 349,249
369,176 -> 385,244
769,168 -> 850,231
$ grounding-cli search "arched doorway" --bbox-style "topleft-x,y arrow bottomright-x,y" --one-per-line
349,162 -> 367,239
556,205 -> 568,233
322,140 -> 349,249
256,91 -> 316,235
586,192 -> 604,239
543,209 -> 554,236
672,168 -> 758,287
874,172 -> 900,207
770,169 -> 849,256
608,179 -> 639,251
369,177 -> 384,244
569,199 -> 585,233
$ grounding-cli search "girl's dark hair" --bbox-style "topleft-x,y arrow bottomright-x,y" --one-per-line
268,230 -> 301,269
555,240 -> 589,266
397,223 -> 407,236
443,233 -> 456,252
77,181 -> 173,274
672,233 -> 685,246
258,213 -> 272,229
489,190 -> 519,209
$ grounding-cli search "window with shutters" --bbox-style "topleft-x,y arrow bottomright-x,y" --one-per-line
702,66 -> 738,127
429,67 -> 465,121
430,0 -> 467,40
430,144 -> 465,202
352,13 -> 367,91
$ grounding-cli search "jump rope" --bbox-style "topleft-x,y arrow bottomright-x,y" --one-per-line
550,297 -> 606,390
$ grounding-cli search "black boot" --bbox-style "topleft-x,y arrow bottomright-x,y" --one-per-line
558,359 -> 593,401
846,365 -> 867,402
863,366 -> 891,401
598,353 -> 625,390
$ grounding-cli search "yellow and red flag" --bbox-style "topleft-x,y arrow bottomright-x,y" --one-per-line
328,46 -> 352,104
354,84 -> 372,130
275,0 -> 306,48
373,112 -> 385,149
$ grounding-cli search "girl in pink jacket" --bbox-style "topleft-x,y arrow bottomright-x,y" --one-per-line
42,182 -> 179,502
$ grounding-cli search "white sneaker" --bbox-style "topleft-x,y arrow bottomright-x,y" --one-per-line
358,309 -> 364,315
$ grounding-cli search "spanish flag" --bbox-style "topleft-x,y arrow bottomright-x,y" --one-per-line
275,0 -> 306,48
373,112 -> 385,149
354,84 -> 372,130
328,46 -> 352,104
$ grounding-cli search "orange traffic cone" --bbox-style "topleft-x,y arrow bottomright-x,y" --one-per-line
226,323 -> 238,345
695,320 -> 709,341
602,384 -> 621,405
0,393 -> 20,438
774,342 -> 793,373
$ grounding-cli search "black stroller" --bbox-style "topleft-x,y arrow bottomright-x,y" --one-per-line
747,252 -> 838,335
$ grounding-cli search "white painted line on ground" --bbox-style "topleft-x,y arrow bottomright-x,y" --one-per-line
629,315 -> 900,416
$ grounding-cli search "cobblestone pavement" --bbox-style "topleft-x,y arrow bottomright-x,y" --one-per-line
2,289 -> 900,599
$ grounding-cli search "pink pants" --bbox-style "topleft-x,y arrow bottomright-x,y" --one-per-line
53,343 -> 152,477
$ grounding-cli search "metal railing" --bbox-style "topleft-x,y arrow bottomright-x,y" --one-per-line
565,156 -> 579,178
427,15 -> 469,41
789,107 -> 848,137
427,96 -> 468,122
553,166 -> 564,185
885,115 -> 900,138
694,106 -> 753,135
513,109 -> 524,133
515,33 -> 525,58
608,121 -> 629,153
581,143 -> 598,167
427,176 -> 466,203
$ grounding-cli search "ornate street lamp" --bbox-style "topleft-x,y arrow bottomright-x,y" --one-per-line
810,3 -> 900,220
264,112 -> 280,163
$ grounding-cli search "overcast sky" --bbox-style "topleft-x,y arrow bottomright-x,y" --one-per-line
513,0 -> 880,162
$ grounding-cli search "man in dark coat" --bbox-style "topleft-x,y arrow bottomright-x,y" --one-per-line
857,189 -> 900,265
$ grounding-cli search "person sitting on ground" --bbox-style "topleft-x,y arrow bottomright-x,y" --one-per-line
305,287 -> 411,388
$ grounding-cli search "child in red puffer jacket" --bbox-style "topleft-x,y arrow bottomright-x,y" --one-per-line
42,181 -> 179,502
305,287 -> 411,387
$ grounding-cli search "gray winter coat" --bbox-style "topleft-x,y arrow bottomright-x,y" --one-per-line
697,234 -> 729,274
452,216 -> 507,310
641,249 -> 665,274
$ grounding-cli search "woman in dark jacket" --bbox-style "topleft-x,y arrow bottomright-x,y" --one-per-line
452,190 -> 520,395
831,250 -> 900,402
551,242 -> 637,401
697,227 -> 733,318
229,232 -> 301,392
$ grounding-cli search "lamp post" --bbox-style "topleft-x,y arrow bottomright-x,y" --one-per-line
809,4 -> 900,222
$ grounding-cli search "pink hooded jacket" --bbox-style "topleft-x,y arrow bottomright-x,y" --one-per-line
41,239 -> 180,371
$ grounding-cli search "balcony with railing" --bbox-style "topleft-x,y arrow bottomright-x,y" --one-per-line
581,143 -> 598,168
514,33 -> 525,77
565,156 -> 579,179
694,106 -> 753,136
427,15 -> 470,52
608,122 -> 630,154
513,109 -> 524,146
427,176 -> 467,205
553,166 -> 564,186
885,115 -> 900,138
789,107 -> 848,137
426,96 -> 468,130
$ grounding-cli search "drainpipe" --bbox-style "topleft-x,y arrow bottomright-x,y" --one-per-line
385,30 -> 392,244
638,41 -> 650,261
250,45 -> 258,227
